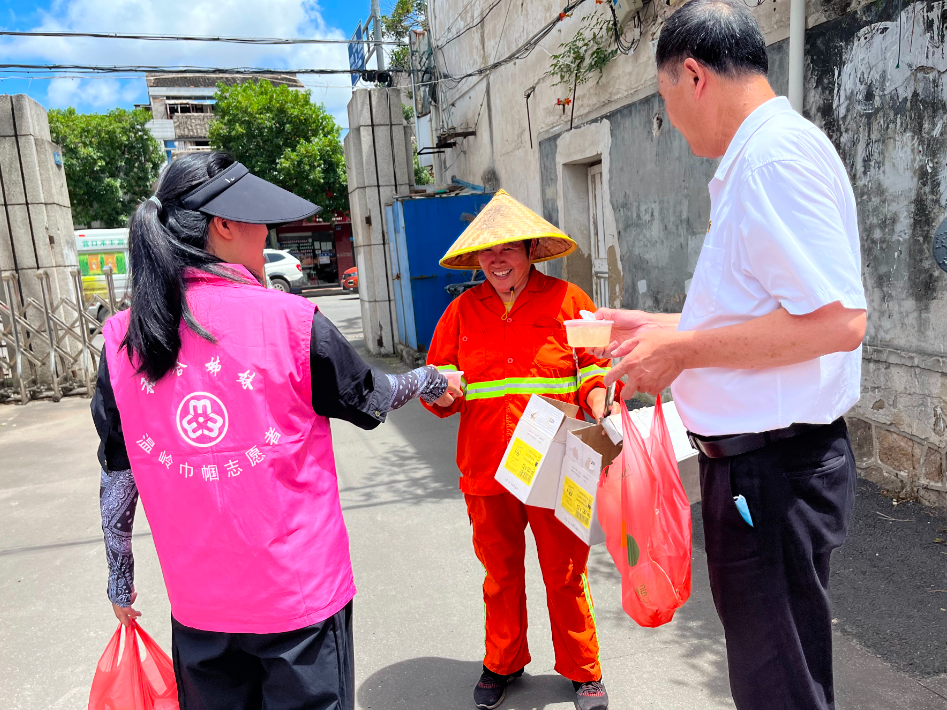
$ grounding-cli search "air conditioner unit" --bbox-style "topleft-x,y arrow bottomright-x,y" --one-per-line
610,0 -> 644,27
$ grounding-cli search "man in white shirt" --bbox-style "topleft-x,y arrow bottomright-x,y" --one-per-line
594,2 -> 867,708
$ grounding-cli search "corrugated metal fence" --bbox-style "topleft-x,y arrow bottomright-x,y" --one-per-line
0,267 -> 118,404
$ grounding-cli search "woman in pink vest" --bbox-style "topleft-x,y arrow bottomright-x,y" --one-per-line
92,152 -> 460,710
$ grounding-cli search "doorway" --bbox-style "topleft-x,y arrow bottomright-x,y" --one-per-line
587,163 -> 608,308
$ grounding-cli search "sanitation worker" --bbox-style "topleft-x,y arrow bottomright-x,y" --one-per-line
422,189 -> 620,710
91,151 -> 461,710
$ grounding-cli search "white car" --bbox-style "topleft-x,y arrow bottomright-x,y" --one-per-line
263,249 -> 306,294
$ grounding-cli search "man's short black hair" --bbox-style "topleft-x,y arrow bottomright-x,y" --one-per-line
655,0 -> 768,78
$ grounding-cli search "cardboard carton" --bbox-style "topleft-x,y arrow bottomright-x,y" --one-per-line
494,395 -> 587,508
554,424 -> 623,545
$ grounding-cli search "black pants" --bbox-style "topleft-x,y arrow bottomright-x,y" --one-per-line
700,419 -> 856,710
171,601 -> 354,710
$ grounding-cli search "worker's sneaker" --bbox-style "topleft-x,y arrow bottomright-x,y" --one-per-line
473,666 -> 523,709
573,679 -> 609,710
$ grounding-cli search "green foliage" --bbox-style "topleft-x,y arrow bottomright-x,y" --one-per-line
402,103 -> 415,122
414,148 -> 433,185
381,0 -> 425,40
48,108 -> 163,228
381,0 -> 425,71
209,80 -> 347,213
547,10 -> 619,89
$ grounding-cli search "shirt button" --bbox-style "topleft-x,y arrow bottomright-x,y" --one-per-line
462,336 -> 468,342
508,358 -> 513,364
507,317 -> 513,323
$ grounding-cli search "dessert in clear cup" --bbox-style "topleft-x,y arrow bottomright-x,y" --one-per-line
563,320 -> 614,348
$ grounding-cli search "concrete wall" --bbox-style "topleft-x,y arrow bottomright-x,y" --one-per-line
431,0 -> 947,505
805,0 -> 947,505
344,88 -> 415,356
0,95 -> 80,385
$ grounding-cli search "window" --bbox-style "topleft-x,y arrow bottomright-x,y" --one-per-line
265,252 -> 286,263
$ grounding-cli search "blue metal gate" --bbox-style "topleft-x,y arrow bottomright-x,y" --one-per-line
386,192 -> 492,351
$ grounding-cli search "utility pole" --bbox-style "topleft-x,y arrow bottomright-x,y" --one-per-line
371,0 -> 386,71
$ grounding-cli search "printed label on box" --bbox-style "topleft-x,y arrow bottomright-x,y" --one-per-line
504,437 -> 543,486
560,476 -> 594,529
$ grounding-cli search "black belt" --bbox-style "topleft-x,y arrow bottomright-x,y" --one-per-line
687,421 -> 834,459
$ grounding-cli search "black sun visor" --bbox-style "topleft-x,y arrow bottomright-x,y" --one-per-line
180,162 -> 321,225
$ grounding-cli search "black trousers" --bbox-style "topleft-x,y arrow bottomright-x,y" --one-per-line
699,419 -> 856,710
171,601 -> 354,710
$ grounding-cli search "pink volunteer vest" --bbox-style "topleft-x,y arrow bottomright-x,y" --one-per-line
103,264 -> 355,633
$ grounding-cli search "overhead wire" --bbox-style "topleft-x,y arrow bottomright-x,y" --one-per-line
447,0 -> 588,82
0,30 -> 405,45
607,1 -> 645,55
436,0 -> 485,41
437,0 -> 505,49
0,64 -> 367,75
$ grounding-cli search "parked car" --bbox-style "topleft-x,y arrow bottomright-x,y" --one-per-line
264,249 -> 306,294
341,267 -> 358,293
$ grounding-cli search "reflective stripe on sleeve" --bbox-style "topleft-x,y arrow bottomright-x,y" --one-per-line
465,375 -> 579,401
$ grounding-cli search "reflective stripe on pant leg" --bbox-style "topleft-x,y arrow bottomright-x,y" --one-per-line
527,506 -> 601,682
465,492 -> 531,675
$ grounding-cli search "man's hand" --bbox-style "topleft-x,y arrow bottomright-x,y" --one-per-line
112,588 -> 141,627
433,383 -> 464,408
591,308 -> 680,359
604,329 -> 688,395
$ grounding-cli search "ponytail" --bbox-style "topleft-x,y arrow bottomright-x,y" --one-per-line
122,151 -> 243,382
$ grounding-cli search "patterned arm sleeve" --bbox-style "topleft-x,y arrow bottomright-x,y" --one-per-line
100,467 -> 139,607
385,366 -> 448,411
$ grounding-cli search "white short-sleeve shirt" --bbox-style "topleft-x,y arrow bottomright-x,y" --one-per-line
671,97 -> 867,436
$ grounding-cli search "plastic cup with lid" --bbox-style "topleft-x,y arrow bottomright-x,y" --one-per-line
563,319 -> 614,348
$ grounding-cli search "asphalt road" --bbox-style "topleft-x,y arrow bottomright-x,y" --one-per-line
0,291 -> 945,709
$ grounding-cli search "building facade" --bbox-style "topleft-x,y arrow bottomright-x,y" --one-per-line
425,0 -> 947,506
140,73 -> 305,162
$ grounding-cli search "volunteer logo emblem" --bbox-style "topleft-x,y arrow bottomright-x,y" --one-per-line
176,392 -> 229,448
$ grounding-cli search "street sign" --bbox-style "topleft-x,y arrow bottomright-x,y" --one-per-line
349,24 -> 366,86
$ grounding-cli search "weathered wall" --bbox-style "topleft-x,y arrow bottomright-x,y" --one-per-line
806,0 -> 947,504
538,41 -> 788,312
433,0 -> 947,505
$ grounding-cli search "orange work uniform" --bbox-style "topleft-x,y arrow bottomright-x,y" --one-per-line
422,267 -> 619,681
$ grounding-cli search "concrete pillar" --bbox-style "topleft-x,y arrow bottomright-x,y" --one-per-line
344,87 -> 414,356
0,95 -> 79,388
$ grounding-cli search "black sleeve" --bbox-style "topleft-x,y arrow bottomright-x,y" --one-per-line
311,311 -> 392,431
91,351 -> 131,471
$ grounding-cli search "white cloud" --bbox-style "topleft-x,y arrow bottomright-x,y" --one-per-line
1,0 -> 356,125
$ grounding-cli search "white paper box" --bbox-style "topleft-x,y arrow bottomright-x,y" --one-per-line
602,400 -> 700,504
495,395 -> 586,508
555,425 -> 623,545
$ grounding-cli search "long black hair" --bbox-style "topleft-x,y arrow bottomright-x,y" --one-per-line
122,151 -> 243,382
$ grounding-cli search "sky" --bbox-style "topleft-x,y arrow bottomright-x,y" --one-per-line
0,0 -> 392,129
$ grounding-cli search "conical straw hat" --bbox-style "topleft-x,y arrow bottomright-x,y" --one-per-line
439,189 -> 576,269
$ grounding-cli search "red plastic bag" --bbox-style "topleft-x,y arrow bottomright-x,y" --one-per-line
598,397 -> 692,627
89,622 -> 179,710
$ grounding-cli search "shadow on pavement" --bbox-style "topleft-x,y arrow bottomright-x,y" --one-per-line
337,402 -> 463,512
357,657 -> 577,710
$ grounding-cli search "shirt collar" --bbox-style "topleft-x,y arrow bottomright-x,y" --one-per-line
185,263 -> 262,287
713,96 -> 793,183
